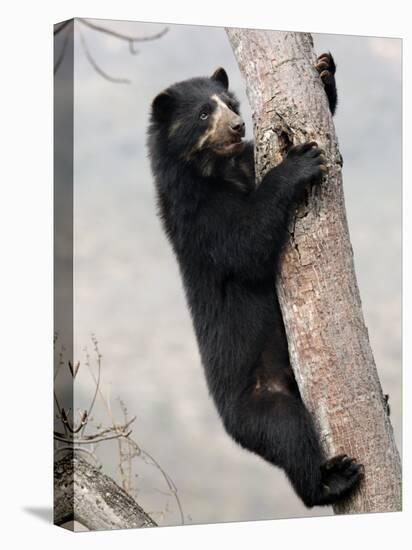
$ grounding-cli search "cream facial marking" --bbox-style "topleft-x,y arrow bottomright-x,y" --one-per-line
195,94 -> 234,151
213,94 -> 231,111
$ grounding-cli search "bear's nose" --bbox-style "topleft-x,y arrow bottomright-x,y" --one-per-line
230,119 -> 245,137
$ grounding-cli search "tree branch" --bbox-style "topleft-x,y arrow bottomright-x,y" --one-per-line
54,455 -> 157,529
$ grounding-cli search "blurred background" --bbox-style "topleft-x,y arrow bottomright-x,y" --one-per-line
57,19 -> 401,526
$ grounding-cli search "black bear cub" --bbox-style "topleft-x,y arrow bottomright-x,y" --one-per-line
148,53 -> 363,507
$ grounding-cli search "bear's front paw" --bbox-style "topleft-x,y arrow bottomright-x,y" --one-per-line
286,141 -> 327,186
316,52 -> 336,84
319,454 -> 364,504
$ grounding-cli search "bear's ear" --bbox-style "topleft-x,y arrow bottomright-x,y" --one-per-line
211,67 -> 229,90
152,91 -> 175,122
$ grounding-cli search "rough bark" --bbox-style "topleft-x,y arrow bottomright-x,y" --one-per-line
54,454 -> 156,530
226,29 -> 401,513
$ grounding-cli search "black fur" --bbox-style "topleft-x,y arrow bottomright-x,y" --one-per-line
147,53 -> 363,507
316,52 -> 338,115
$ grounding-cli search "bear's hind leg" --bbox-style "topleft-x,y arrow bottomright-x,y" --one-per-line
223,388 -> 363,507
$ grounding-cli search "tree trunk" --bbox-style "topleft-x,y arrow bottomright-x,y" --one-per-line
226,28 -> 401,513
54,454 -> 157,529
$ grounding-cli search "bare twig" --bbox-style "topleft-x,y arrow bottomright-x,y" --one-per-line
61,408 -> 88,434
54,20 -> 72,35
118,399 -> 134,493
54,429 -> 132,445
54,18 -> 168,81
55,413 -> 136,442
78,18 -> 168,44
53,391 -> 64,423
68,360 -> 80,378
83,334 -> 102,431
79,28 -> 132,84
54,336 -> 185,526
53,337 -> 69,435
138,447 -> 185,525
54,25 -> 71,75
53,344 -> 66,382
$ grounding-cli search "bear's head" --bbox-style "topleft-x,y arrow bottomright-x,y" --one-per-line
149,68 -> 246,165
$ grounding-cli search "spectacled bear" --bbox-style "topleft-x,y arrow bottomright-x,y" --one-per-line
147,52 -> 363,507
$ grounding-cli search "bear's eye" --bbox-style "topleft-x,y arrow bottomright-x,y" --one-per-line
199,112 -> 209,121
